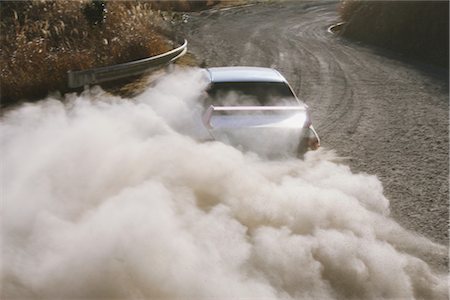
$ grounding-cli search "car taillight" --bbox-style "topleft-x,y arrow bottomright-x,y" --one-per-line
308,135 -> 320,150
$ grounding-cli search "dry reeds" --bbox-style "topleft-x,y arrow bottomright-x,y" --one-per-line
0,1 -> 172,105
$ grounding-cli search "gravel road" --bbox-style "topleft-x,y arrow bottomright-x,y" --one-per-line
177,0 -> 449,266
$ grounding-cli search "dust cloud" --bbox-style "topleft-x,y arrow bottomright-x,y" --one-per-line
1,68 -> 447,299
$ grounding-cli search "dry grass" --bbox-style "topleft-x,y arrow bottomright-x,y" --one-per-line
339,0 -> 449,67
0,1 -> 175,105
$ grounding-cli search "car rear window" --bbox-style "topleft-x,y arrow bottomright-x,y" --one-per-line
207,82 -> 296,105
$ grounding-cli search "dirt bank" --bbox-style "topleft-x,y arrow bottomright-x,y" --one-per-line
338,0 -> 449,68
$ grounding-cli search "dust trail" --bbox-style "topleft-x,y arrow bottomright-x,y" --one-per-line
1,68 -> 447,299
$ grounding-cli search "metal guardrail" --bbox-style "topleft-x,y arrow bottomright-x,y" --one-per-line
67,39 -> 187,88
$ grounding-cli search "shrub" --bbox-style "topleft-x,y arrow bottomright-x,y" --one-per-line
149,0 -> 219,12
339,0 -> 449,67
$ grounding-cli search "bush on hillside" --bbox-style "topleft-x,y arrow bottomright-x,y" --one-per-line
339,0 -> 449,67
149,0 -> 219,12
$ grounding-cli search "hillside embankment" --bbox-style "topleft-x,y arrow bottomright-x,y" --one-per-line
339,0 -> 449,68
0,0 -> 218,106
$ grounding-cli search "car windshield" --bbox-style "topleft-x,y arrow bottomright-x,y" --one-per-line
207,81 -> 296,105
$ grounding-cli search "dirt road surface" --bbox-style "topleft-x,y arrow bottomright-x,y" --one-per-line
177,0 -> 449,268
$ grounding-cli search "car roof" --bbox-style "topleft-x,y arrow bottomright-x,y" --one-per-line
206,67 -> 287,83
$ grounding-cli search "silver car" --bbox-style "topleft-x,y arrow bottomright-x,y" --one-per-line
202,66 -> 320,157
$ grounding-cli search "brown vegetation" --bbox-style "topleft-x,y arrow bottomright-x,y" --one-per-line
149,0 -> 219,12
339,1 -> 449,68
0,0 -> 203,105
